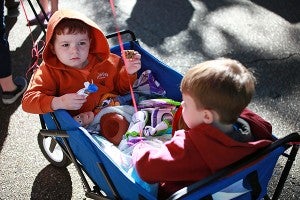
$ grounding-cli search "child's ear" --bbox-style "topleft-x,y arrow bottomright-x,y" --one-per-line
202,110 -> 214,124
50,44 -> 56,54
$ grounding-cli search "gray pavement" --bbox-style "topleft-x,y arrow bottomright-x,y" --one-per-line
0,0 -> 299,199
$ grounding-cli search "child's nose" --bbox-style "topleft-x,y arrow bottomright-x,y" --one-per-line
71,45 -> 79,53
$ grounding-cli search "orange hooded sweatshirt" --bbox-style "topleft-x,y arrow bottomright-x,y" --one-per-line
22,9 -> 136,116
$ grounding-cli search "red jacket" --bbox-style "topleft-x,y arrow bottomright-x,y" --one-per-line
22,9 -> 136,116
132,108 -> 273,199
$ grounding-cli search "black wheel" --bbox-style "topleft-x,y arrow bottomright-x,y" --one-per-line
37,132 -> 71,167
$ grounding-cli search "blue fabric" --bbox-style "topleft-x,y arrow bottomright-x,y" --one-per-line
110,42 -> 183,102
42,42 -> 286,200
128,167 -> 158,197
44,109 -> 285,200
44,109 -> 156,199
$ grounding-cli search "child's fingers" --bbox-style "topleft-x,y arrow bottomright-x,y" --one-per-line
133,52 -> 141,59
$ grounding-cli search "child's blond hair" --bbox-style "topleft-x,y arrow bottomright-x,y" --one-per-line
180,58 -> 256,124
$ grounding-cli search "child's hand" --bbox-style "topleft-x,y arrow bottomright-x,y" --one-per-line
123,50 -> 141,75
51,93 -> 87,111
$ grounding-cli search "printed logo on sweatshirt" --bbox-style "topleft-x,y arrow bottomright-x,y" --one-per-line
97,72 -> 109,79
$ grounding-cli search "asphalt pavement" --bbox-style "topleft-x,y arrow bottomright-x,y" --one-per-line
0,0 -> 299,199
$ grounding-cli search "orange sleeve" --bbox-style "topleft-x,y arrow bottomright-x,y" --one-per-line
22,65 -> 56,114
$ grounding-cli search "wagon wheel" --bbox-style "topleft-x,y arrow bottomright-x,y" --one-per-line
37,132 -> 71,167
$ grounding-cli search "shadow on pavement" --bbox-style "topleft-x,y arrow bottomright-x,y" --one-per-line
211,28 -> 300,100
5,15 -> 18,37
0,101 -> 21,152
0,17 -> 42,153
31,164 -> 72,200
127,0 -> 194,47
251,0 -> 300,23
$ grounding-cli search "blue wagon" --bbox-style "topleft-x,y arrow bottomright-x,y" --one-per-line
37,30 -> 300,200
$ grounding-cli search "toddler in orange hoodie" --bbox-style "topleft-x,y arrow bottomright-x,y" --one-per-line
22,9 -> 141,117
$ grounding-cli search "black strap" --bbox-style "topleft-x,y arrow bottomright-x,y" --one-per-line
201,195 -> 213,200
246,171 -> 261,199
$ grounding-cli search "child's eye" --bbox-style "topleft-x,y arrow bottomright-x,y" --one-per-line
78,41 -> 86,46
62,43 -> 69,47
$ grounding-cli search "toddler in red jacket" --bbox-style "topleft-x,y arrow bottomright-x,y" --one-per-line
132,58 -> 274,199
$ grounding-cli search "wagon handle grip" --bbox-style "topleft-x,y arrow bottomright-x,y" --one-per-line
105,29 -> 137,41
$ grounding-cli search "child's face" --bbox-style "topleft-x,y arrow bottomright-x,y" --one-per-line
181,93 -> 211,129
51,32 -> 91,69
73,111 -> 94,126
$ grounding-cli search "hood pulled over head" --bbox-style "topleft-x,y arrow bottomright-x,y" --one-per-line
43,9 -> 110,66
